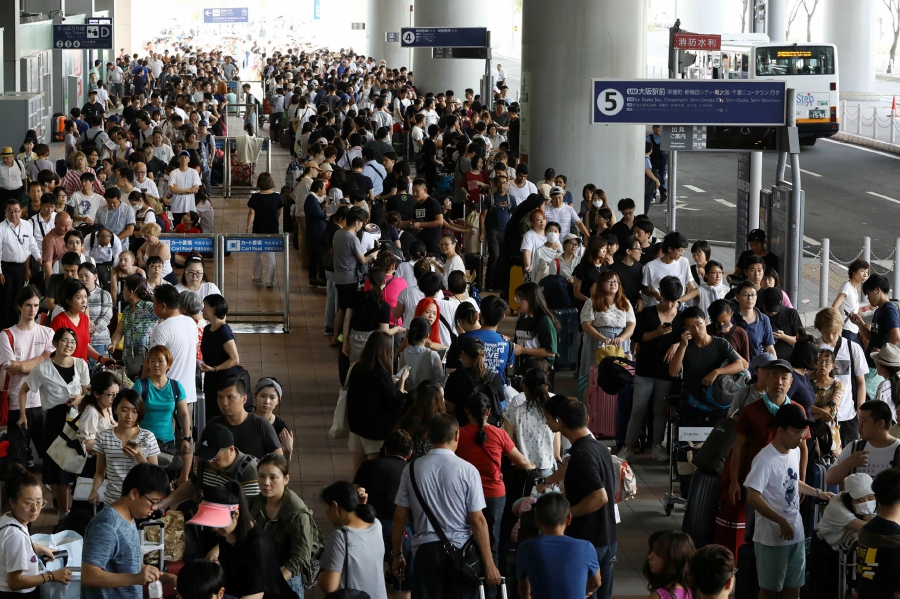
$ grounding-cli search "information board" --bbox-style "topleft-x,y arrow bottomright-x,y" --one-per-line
53,24 -> 113,50
735,152 -> 751,266
400,27 -> 487,48
385,32 -> 400,42
225,237 -> 285,253
661,126 -> 709,151
203,8 -> 249,23
164,237 -> 215,253
591,80 -> 786,126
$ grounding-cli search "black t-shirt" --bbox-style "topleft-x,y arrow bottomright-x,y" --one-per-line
633,306 -> 684,379
609,221 -> 633,248
382,172 -> 398,196
201,323 -> 236,369
573,261 -> 608,299
681,337 -> 741,399
609,260 -> 643,309
414,196 -> 443,253
247,192 -> 284,234
736,249 -> 780,273
565,435 -> 617,548
352,455 -> 408,521
345,172 -> 374,196
444,366 -> 504,427
81,101 -> 105,121
385,192 -> 418,223
788,374 -> 815,419
857,517 -> 900,598
218,525 -> 295,599
349,292 -> 390,332
206,414 -> 282,460
421,139 -> 438,173
766,306 -> 803,360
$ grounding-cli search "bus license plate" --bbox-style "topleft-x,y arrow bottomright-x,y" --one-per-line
809,110 -> 827,119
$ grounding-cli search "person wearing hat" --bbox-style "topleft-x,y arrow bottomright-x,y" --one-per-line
730,228 -> 779,282
168,149 -> 201,225
729,352 -> 776,418
543,185 -> 588,239
187,482 -> 297,599
157,423 -> 261,513
744,403 -> 833,598
0,147 -> 27,204
812,472 -> 874,559
872,343 -> 900,426
761,287 -> 803,360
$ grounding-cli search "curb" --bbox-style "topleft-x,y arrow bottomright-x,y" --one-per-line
832,131 -> 900,155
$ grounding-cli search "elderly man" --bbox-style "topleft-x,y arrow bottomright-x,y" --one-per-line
0,200 -> 42,328
41,211 -> 72,284
95,187 -> 136,242
543,186 -> 589,238
133,162 -> 160,198
0,148 -> 27,204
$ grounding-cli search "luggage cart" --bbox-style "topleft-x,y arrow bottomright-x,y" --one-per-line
838,538 -> 858,599
663,397 -> 714,516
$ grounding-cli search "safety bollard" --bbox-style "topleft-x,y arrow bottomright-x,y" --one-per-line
820,239 -> 830,309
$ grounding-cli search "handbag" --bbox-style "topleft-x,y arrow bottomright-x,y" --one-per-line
409,459 -> 484,586
46,415 -> 87,474
595,344 -> 626,363
322,529 -> 370,599
328,363 -> 356,439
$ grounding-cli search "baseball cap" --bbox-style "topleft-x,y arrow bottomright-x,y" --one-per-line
770,403 -> 814,430
761,287 -> 783,312
766,359 -> 794,374
319,163 -> 333,172
748,228 -> 767,242
178,150 -> 191,158
195,424 -> 234,461
749,352 -> 775,371
844,473 -> 874,500
549,186 -> 564,196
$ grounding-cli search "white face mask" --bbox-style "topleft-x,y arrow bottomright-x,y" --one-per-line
855,500 -> 877,515
546,232 -> 560,244
592,201 -> 603,208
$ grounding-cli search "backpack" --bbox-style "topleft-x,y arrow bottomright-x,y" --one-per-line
56,158 -> 68,177
137,377 -> 182,405
471,372 -> 504,428
850,439 -> 900,475
295,502 -> 326,588
596,357 -> 636,395
610,454 -> 638,502
539,273 -> 572,309
470,136 -> 487,158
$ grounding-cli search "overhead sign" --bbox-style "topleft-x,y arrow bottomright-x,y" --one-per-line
661,126 -> 709,151
735,152 -> 751,266
313,0 -> 321,20
164,237 -> 215,253
203,8 -> 249,23
661,125 -> 780,151
400,27 -> 487,48
86,17 -> 111,26
351,23 -> 366,30
385,32 -> 400,42
674,33 -> 721,51
591,80 -> 787,126
225,237 -> 285,253
53,24 -> 112,50
432,47 -> 491,60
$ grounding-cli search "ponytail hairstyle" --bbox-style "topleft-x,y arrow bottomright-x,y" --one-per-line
203,480 -> 253,544
466,392 -> 492,446
523,368 -> 551,415
459,337 -> 489,382
321,481 -> 376,523
454,302 -> 479,330
4,463 -> 42,510
124,273 -> 153,301
364,267 -> 386,311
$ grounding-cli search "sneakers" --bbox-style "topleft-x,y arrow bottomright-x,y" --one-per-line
617,447 -> 634,462
652,445 -> 669,462
325,328 -> 334,336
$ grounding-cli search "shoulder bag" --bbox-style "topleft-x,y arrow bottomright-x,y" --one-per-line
46,413 -> 87,474
409,459 -> 484,586
322,529 -> 370,598
328,363 -> 355,439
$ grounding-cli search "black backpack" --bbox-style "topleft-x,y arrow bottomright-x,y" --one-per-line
596,357 -> 636,395
539,274 -> 572,309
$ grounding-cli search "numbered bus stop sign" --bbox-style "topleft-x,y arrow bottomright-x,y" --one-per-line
591,80 -> 786,126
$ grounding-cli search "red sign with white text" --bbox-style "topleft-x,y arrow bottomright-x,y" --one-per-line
674,34 -> 722,51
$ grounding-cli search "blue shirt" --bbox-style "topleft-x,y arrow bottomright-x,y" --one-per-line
303,194 -> 328,239
733,307 -> 775,358
132,378 -> 186,443
867,302 -> 900,367
83,507 -> 142,599
459,330 -> 514,385
517,535 -> 599,599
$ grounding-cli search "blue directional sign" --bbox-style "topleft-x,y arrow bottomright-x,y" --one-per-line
203,7 -> 249,23
225,238 -> 285,253
591,80 -> 786,126
53,24 -> 113,50
400,28 -> 487,48
165,237 -> 215,253
313,0 -> 321,20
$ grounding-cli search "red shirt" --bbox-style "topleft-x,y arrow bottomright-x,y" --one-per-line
456,423 -> 515,498
726,398 -> 808,484
50,311 -> 92,361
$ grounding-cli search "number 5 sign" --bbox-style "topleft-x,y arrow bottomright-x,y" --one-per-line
596,88 -> 624,117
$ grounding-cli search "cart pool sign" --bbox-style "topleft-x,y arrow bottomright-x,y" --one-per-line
591,80 -> 786,126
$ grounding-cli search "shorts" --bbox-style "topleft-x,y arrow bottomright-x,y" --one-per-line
336,282 -> 358,310
754,541 -> 805,592
348,432 -> 384,454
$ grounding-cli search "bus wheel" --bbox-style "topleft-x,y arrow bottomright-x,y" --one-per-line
799,136 -> 817,146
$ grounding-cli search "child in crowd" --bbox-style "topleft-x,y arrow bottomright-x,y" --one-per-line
110,251 -> 145,306
642,530 -> 697,599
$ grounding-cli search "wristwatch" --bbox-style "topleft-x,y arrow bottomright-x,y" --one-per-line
183,436 -> 193,442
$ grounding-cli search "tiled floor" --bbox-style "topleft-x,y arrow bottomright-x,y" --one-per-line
28,117 -> 685,598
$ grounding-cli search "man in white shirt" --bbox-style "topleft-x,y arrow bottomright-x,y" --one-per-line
133,163 -> 160,198
508,163 -> 537,208
393,87 -> 412,123
419,99 -> 439,128
168,150 -> 201,223
826,400 -> 900,486
106,62 -> 124,101
148,285 -> 199,407
496,64 -> 507,87
151,131 -> 174,163
0,200 -> 42,328
641,231 -> 697,306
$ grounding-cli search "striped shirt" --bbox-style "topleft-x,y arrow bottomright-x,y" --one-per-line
122,300 -> 158,357
196,451 -> 260,498
543,204 -> 582,237
94,427 -> 160,505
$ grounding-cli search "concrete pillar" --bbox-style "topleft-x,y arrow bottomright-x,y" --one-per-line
412,1 -> 488,100
1,0 -> 21,92
767,0 -> 788,42
367,0 -> 413,70
824,0 -> 876,94
677,0 -> 725,35
521,0 -> 646,211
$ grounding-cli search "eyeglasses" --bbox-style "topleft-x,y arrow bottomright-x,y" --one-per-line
185,270 -> 203,277
58,339 -> 78,346
142,494 -> 162,508
739,293 -> 757,299
19,500 -> 47,510
98,391 -> 117,399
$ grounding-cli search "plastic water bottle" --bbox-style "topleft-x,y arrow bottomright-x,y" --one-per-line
149,580 -> 163,599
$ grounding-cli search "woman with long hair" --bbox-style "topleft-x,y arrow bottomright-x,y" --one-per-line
513,282 -> 560,373
573,235 -> 609,303
412,297 -> 448,351
342,268 -> 406,362
578,270 -> 636,396
190,481 -> 295,599
347,332 -> 409,469
76,370 -> 118,478
249,454 -> 320,597
445,336 -> 504,426
395,382 -> 446,459
318,481 -> 386,599
108,274 -> 158,380
642,530 -> 696,599
503,367 -> 557,477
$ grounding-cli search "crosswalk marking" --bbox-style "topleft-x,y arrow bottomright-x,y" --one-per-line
714,198 -> 736,208
684,185 -> 705,193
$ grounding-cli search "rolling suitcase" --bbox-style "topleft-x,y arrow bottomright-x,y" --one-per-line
553,308 -> 580,370
587,365 -> 616,438
682,469 -> 719,548
479,577 -> 508,599
508,266 -> 525,311
466,253 -> 484,289
714,496 -> 747,561
734,543 -> 760,599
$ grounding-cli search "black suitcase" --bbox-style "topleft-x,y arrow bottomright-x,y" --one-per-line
466,252 -> 484,289
734,543 -> 761,599
682,469 -> 719,548
553,308 -> 580,371
692,417 -> 737,476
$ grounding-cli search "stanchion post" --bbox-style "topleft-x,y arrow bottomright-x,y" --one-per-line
894,237 -> 900,299
857,103 -> 862,136
819,238 -> 830,309
283,233 -> 291,333
267,139 -> 272,174
863,236 -> 871,266
892,112 -> 897,145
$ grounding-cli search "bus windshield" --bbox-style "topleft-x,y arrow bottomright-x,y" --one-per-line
755,46 -> 835,76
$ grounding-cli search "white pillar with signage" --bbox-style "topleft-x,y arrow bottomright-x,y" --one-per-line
677,0 -> 725,35
521,0 -> 647,215
412,1 -> 489,100
367,0 -> 413,70
824,0 -> 876,94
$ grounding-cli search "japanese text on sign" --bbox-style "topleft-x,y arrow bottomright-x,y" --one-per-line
164,237 -> 214,253
674,33 -> 722,51
225,238 -> 285,253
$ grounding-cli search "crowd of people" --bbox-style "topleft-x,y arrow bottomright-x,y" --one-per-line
1,38 -> 900,599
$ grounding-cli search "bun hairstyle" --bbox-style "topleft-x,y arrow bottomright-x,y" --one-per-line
4,463 -> 41,506
321,481 -> 376,524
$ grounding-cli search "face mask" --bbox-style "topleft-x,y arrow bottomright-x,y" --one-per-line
718,321 -> 730,331
855,500 -> 876,515
592,201 -> 603,208
546,232 -> 560,244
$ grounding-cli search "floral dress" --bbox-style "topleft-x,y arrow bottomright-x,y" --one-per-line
814,379 -> 845,456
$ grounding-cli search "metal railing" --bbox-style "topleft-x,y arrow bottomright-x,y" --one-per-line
839,101 -> 900,144
158,233 -> 222,289
815,235 -> 900,309
214,136 -> 272,197
219,234 -> 291,333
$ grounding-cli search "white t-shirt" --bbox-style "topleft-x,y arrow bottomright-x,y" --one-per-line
743,443 -> 805,547
411,126 -> 424,152
838,281 -> 860,334
175,281 -> 222,301
834,438 -> 900,479
875,379 -> 897,423
153,144 -> 174,163
0,514 -> 39,592
508,180 -> 537,208
641,257 -> 692,307
149,315 -> 199,404
0,325 -> 54,409
419,109 -> 438,128
169,167 -> 202,214
520,230 -> 547,269
398,286 -> 425,330
441,254 -> 466,290
815,494 -> 860,550
72,191 -> 105,223
819,337 -> 867,422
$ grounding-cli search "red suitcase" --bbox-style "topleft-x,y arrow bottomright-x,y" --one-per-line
714,493 -> 748,563
587,365 -> 616,438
